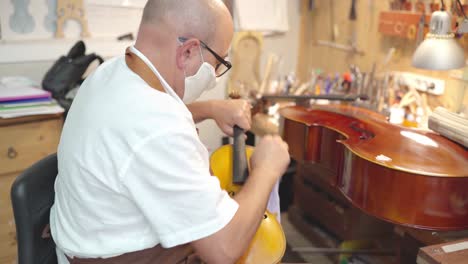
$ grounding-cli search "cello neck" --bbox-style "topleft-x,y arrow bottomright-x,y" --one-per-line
233,125 -> 249,184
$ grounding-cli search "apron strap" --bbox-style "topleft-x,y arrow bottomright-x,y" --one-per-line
66,244 -> 199,264
125,48 -> 166,93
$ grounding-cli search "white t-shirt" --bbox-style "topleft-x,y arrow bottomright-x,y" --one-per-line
50,49 -> 239,262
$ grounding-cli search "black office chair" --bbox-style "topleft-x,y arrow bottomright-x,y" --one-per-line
11,153 -> 58,264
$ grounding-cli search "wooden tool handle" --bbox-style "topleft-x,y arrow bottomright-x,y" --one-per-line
233,125 -> 249,184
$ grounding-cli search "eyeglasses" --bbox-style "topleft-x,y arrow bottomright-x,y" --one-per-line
178,37 -> 232,77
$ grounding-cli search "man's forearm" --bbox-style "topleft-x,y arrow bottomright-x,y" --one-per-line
206,168 -> 279,262
186,100 -> 217,123
228,168 -> 279,253
191,167 -> 279,263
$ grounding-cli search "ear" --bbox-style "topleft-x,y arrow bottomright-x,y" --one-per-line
176,38 -> 201,70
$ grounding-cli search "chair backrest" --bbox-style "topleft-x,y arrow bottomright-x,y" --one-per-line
11,153 -> 58,264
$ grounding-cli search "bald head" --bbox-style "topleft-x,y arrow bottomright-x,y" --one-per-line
140,0 -> 231,45
134,0 -> 233,100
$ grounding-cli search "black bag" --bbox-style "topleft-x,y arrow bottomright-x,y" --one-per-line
42,41 -> 103,101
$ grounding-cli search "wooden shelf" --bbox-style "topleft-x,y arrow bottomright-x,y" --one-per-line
0,113 -> 63,127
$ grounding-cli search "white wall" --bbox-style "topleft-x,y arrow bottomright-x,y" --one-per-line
260,1 -> 301,81
0,0 -> 301,152
0,61 -> 53,82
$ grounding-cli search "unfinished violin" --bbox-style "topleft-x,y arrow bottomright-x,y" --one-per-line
210,126 -> 286,263
280,105 -> 468,231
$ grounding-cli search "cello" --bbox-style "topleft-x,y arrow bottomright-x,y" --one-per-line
280,104 -> 468,231
210,126 -> 286,263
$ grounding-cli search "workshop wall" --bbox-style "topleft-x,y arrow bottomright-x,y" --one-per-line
296,0 -> 468,112
0,0 -> 301,152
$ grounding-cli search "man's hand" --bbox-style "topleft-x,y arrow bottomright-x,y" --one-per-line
192,135 -> 289,264
250,135 -> 290,181
186,100 -> 252,136
210,99 -> 252,136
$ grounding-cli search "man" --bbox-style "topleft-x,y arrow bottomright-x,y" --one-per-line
50,0 -> 290,263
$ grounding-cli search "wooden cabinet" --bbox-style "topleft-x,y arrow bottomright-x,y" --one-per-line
0,114 -> 62,264
290,161 -> 394,241
0,173 -> 19,264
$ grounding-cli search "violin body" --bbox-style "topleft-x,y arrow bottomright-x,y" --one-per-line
280,105 -> 468,231
210,144 -> 286,264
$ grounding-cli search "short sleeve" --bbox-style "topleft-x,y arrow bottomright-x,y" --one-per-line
119,129 -> 238,248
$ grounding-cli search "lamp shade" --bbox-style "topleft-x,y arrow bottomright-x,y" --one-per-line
412,11 -> 466,70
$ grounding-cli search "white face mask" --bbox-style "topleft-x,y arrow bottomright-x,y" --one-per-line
182,46 -> 217,104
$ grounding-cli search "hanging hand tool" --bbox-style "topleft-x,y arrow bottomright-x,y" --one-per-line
316,0 -> 365,56
330,0 -> 337,41
315,40 -> 366,55
416,12 -> 425,45
350,0 -> 357,20
349,0 -> 358,51
309,0 -> 314,11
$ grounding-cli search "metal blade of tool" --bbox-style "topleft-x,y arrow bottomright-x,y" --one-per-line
416,12 -> 425,45
349,0 -> 358,52
350,0 -> 357,20
330,0 -> 337,41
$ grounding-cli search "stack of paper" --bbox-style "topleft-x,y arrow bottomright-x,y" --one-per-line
0,77 -> 64,119
428,107 -> 468,147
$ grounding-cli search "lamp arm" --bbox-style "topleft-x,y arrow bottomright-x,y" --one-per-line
456,0 -> 467,19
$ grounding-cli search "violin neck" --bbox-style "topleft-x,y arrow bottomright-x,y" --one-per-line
233,125 -> 249,184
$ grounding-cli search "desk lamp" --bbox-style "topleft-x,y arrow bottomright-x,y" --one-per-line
412,0 -> 468,70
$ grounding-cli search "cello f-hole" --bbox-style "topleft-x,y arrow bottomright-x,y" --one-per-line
349,121 -> 375,140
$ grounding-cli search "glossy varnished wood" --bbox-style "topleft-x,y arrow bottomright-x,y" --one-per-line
280,105 -> 468,231
210,144 -> 286,264
0,113 -> 62,127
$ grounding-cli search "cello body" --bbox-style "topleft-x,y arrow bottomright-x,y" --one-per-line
210,136 -> 286,264
280,105 -> 468,231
